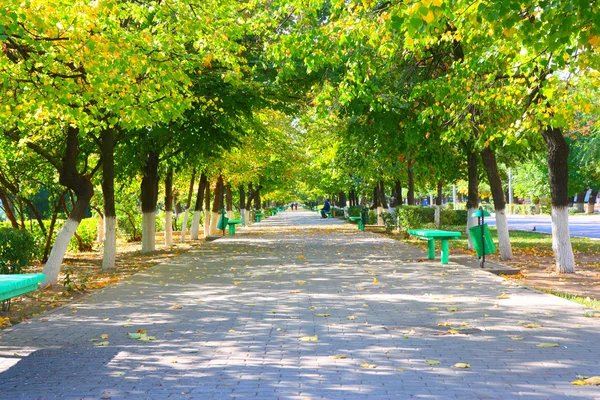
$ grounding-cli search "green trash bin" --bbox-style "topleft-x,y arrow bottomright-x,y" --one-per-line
469,224 -> 496,257
216,209 -> 228,235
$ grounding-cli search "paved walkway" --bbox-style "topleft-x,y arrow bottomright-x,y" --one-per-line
1,211 -> 600,399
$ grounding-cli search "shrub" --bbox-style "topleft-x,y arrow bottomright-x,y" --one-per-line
348,206 -> 362,217
440,209 -> 468,227
0,227 -> 36,274
368,210 -> 377,225
380,212 -> 397,233
68,218 -> 97,252
396,206 -> 435,232
445,202 -> 454,210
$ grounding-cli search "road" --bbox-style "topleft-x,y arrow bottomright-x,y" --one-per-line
486,213 -> 600,240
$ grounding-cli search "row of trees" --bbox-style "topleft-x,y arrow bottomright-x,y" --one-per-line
1,0 -> 598,281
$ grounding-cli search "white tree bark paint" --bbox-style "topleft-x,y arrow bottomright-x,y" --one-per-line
240,208 -> 247,226
180,209 -> 189,243
227,210 -> 233,219
102,216 -> 117,270
434,205 -> 440,229
141,212 -> 156,253
377,206 -> 383,225
164,210 -> 173,246
588,202 -> 595,214
209,211 -> 219,235
203,211 -> 210,238
190,212 -> 201,240
466,207 -> 476,250
551,206 -> 575,273
42,218 -> 79,285
495,209 -> 512,260
97,215 -> 104,242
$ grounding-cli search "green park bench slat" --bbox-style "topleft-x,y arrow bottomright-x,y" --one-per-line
255,213 -> 265,222
407,229 -> 461,265
226,220 -> 242,235
0,273 -> 46,302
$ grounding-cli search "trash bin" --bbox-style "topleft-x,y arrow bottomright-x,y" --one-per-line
216,209 -> 228,236
469,207 -> 496,267
359,207 -> 369,232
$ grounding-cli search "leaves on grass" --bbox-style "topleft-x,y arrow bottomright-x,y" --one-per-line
536,343 -> 559,348
298,334 -> 318,342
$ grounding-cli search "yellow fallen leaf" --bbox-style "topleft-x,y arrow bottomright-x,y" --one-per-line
360,361 -> 377,368
228,329 -> 236,333
585,376 -> 600,385
453,363 -> 470,368
426,307 -> 439,311
572,380 -> 588,386
94,341 -> 109,347
169,305 -> 184,310
314,313 -> 331,317
496,293 -> 509,299
297,255 -> 305,260
347,315 -> 358,320
233,282 -> 241,285
524,323 -> 542,329
297,281 -> 306,285
290,290 -> 301,293
298,334 -> 318,342
511,337 -> 524,341
332,355 -> 347,359
397,368 -> 405,372
426,360 -> 440,365
100,334 -> 109,339
536,343 -> 559,348
372,278 -> 378,284
446,307 -> 459,312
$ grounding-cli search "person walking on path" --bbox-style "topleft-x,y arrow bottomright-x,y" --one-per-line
321,198 -> 331,218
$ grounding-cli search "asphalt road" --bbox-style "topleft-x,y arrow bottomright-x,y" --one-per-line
486,214 -> 600,240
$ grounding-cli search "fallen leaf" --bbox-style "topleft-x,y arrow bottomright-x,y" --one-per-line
297,281 -> 306,285
511,337 -> 524,341
298,334 -> 318,342
524,323 -> 542,329
297,255 -> 306,260
228,329 -> 236,333
100,334 -> 109,339
169,305 -> 184,310
372,278 -> 378,284
94,341 -> 109,347
585,376 -> 600,385
453,363 -> 471,368
425,360 -> 441,365
536,343 -> 559,348
496,293 -> 509,299
347,315 -> 358,320
332,355 -> 347,359
360,361 -> 377,368
446,307 -> 459,312
314,313 -> 331,317
397,368 -> 405,372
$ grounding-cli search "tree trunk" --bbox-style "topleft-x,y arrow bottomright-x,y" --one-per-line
407,161 -> 415,205
191,173 -> 207,240
466,146 -> 479,250
240,185 -> 247,226
481,146 -> 512,260
542,126 -> 575,273
226,183 -> 233,219
253,184 -> 261,210
588,190 -> 598,214
180,169 -> 196,243
43,127 -> 94,285
395,180 -> 402,207
434,180 -> 442,228
164,167 -> 173,247
141,150 -> 160,253
209,175 -> 224,235
203,178 -> 211,238
575,190 -> 587,213
100,128 -> 117,269
0,188 -> 19,229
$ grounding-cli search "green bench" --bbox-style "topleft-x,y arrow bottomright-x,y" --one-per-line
407,229 -> 461,264
323,211 -> 332,218
1,273 -> 46,304
255,213 -> 264,222
226,220 -> 242,235
348,216 -> 364,231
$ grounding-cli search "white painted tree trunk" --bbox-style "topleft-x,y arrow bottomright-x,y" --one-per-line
466,207 -> 476,250
576,202 -> 585,213
495,209 -> 512,260
550,206 -> 575,273
434,205 -> 440,229
141,212 -> 156,253
240,208 -> 247,226
227,210 -> 233,219
377,206 -> 383,225
209,211 -> 219,235
180,209 -> 189,243
102,216 -> 117,270
203,210 -> 210,238
588,202 -> 595,214
164,210 -> 173,247
97,215 -> 104,242
42,218 -> 79,285
190,211 -> 201,240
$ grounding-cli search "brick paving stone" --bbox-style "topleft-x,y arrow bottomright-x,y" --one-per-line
1,211 -> 600,399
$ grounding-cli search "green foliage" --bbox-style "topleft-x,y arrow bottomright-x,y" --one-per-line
117,212 -> 142,242
0,227 -> 36,274
440,210 -> 468,227
380,212 -> 397,233
396,206 -> 435,232
506,204 -> 539,215
348,206 -> 363,217
368,210 -> 377,225
62,268 -> 87,292
68,218 -> 97,252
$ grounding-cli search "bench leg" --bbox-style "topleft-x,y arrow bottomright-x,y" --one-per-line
441,239 -> 449,264
358,221 -> 364,231
427,239 -> 435,259
228,224 -> 236,235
